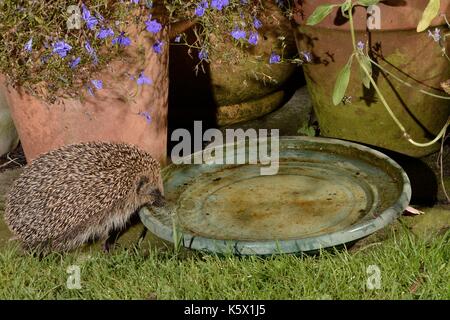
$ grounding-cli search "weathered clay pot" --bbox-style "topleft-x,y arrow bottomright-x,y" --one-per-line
1,25 -> 169,164
170,0 -> 298,126
294,0 -> 450,157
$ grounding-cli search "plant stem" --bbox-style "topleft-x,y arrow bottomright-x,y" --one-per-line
407,120 -> 450,147
348,3 -> 449,148
368,58 -> 450,100
348,3 -> 357,51
348,10 -> 408,136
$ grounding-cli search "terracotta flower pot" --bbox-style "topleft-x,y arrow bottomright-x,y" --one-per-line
1,25 -> 169,164
293,0 -> 450,157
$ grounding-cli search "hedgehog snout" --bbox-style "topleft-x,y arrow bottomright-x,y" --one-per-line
149,188 -> 166,208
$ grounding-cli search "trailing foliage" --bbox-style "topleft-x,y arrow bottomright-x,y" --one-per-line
0,0 -> 162,102
0,0 -> 306,102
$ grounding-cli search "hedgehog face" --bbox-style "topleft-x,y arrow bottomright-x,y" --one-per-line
136,174 -> 165,207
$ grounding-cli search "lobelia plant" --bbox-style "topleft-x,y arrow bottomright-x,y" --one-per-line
0,0 -> 311,162
165,1 -> 311,126
417,0 -> 450,94
306,0 -> 450,149
0,0 -> 180,163
0,0 -> 309,103
0,0 -> 169,103
165,0 -> 311,72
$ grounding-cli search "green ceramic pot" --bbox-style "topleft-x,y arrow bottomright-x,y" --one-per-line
170,0 -> 298,126
294,0 -> 450,157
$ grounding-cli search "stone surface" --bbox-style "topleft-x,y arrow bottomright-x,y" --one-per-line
349,206 -> 450,252
407,206 -> 450,239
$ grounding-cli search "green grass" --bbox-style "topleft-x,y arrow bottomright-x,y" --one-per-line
0,225 -> 448,300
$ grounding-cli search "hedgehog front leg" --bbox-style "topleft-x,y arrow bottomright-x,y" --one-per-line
103,228 -> 122,253
102,209 -> 144,252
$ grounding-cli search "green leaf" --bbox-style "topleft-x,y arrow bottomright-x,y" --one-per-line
306,4 -> 336,26
332,56 -> 353,106
359,54 -> 372,89
357,0 -> 381,6
341,1 -> 352,14
417,0 -> 441,32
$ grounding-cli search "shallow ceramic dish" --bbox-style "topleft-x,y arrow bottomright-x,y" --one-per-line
140,136 -> 411,255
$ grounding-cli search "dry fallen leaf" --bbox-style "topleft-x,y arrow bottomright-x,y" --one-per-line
441,79 -> 450,95
403,206 -> 425,216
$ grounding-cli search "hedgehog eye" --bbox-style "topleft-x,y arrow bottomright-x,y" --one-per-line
136,176 -> 150,193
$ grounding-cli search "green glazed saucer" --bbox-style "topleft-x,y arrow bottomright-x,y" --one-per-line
140,136 -> 411,255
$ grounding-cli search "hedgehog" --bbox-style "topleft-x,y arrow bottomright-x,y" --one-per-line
4,141 -> 165,253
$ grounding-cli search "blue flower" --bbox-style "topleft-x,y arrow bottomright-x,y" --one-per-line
85,41 -> 98,64
91,79 -> 103,90
357,41 -> 365,51
198,47 -> 208,60
131,0 -> 139,4
428,28 -> 441,42
195,0 -> 209,17
248,32 -> 258,45
145,18 -> 162,34
301,51 -> 312,63
81,3 -> 98,30
97,28 -> 114,39
269,52 -> 281,64
52,41 -> 72,58
152,40 -> 164,54
69,57 -> 81,69
253,17 -> 262,29
174,34 -> 182,43
87,79 -> 102,96
137,72 -> 152,85
81,4 -> 90,20
211,0 -> 229,10
85,41 -> 95,55
96,12 -> 105,23
112,32 -> 131,47
24,38 -> 33,52
139,111 -> 152,124
275,0 -> 284,8
231,28 -> 246,40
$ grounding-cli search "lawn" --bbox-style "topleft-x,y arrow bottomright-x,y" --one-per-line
0,219 -> 448,300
